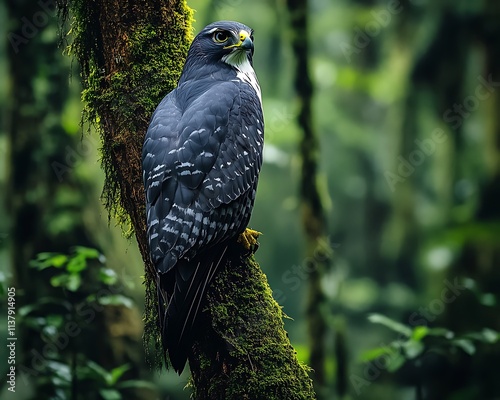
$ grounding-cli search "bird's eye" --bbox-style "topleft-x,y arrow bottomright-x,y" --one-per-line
213,31 -> 229,43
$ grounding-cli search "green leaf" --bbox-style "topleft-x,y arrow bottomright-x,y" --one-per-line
99,268 -> 118,285
403,340 -> 424,359
50,376 -> 71,388
50,273 -> 69,288
360,346 -> 393,362
73,246 -> 101,260
116,380 -> 157,391
464,328 -> 499,344
31,253 -> 68,270
109,364 -> 131,385
99,389 -> 122,400
411,326 -> 429,341
425,328 -> 454,339
480,293 -> 496,306
46,361 -> 72,382
387,353 -> 406,372
96,295 -> 133,308
23,316 -> 47,330
480,328 -> 499,343
66,273 -> 82,292
46,314 -> 65,328
42,324 -> 59,339
453,339 -> 476,355
82,360 -> 111,385
66,255 -> 87,274
41,315 -> 65,339
50,273 -> 82,291
368,314 -> 412,337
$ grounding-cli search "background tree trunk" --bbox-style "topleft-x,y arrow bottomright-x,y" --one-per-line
58,1 -> 316,397
4,0 -> 145,397
286,0 -> 332,396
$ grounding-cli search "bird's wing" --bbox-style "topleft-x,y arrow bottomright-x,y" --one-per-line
142,79 -> 263,274
143,79 -> 263,373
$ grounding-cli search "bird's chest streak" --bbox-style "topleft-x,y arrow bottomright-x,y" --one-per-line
235,68 -> 262,105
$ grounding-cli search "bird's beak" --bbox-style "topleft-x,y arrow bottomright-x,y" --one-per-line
239,32 -> 253,50
224,30 -> 253,51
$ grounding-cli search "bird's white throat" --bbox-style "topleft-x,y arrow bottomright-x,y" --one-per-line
222,51 -> 262,105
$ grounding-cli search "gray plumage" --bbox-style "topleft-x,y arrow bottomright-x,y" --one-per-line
142,21 -> 263,373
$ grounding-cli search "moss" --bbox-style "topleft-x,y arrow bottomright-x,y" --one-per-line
63,0 -> 192,222
57,0 -> 193,368
190,249 -> 316,399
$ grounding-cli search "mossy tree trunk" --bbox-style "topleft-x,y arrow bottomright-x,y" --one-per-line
190,248 -> 315,399
286,0 -> 331,396
56,0 -> 194,368
58,1 -> 316,398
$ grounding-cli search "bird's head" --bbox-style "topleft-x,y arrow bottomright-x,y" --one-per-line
182,21 -> 255,76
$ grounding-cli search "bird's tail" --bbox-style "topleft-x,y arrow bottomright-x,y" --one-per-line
157,243 -> 230,374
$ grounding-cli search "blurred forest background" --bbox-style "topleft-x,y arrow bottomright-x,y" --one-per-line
1,0 -> 500,399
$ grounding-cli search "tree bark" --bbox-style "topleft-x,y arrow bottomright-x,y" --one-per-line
58,0 -> 316,397
286,0 -> 331,394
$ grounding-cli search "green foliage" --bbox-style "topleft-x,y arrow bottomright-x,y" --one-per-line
363,313 -> 500,374
20,247 -> 153,399
30,246 -> 112,292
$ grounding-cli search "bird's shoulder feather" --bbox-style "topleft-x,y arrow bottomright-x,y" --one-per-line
142,78 -> 263,273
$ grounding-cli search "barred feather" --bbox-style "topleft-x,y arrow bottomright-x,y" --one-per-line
142,21 -> 263,374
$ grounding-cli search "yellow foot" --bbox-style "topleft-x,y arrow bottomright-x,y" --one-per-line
237,228 -> 262,253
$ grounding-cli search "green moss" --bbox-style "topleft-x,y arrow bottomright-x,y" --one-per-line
192,253 -> 316,399
59,0 -> 193,223
57,0 -> 194,369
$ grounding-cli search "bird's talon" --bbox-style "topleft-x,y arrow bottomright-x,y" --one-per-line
238,228 -> 261,255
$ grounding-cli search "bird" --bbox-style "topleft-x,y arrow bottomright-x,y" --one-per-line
142,20 -> 264,374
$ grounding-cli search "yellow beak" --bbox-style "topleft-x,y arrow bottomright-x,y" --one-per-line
224,30 -> 253,50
